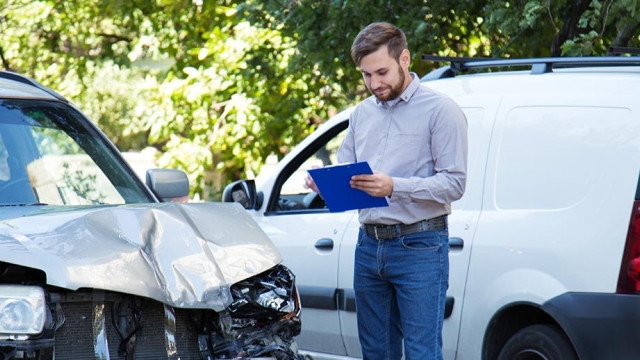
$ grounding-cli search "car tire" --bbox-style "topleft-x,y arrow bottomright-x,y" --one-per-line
497,324 -> 577,360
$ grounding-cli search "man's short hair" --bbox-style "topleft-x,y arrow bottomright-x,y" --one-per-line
351,22 -> 408,66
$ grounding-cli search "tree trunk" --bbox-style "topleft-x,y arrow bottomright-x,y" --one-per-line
550,0 -> 592,56
611,22 -> 640,48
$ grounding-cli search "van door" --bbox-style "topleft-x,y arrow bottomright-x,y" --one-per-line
455,94 -> 640,359
254,209 -> 355,356
336,96 -> 500,359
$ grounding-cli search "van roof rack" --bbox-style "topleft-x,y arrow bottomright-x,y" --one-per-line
607,46 -> 640,56
421,55 -> 640,81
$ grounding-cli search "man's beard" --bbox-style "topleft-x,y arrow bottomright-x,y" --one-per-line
372,66 -> 405,102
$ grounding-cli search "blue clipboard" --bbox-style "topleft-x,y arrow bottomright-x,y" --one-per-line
307,162 -> 389,212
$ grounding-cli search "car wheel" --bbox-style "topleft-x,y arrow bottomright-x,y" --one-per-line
497,324 -> 577,360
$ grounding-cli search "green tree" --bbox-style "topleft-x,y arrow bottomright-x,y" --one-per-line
483,0 -> 640,57
244,0 -> 640,91
1,0 -> 347,199
0,0 -> 160,150
141,14 -> 348,198
240,0 -> 492,99
2,0 -> 639,200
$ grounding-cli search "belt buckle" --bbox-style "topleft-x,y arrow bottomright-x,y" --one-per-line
373,225 -> 393,240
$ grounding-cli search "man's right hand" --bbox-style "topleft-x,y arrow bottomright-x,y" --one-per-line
304,168 -> 320,194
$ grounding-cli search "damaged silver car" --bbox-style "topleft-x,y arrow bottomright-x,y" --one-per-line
0,71 -> 306,359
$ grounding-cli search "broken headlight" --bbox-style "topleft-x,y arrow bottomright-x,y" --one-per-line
0,285 -> 45,335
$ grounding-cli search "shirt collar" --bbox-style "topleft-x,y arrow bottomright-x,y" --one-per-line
376,72 -> 420,108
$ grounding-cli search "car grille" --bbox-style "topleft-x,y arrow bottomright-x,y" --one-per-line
54,298 -> 202,360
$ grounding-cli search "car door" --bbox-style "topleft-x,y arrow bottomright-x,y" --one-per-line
248,117 -> 354,356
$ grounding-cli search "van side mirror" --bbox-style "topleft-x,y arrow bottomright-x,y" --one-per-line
146,169 -> 190,202
222,179 -> 262,210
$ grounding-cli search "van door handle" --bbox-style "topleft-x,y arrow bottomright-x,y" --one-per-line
315,238 -> 334,250
449,237 -> 464,249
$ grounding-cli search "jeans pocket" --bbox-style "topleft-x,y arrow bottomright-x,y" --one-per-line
400,231 -> 441,251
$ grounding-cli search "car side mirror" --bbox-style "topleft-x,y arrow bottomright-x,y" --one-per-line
146,169 -> 190,202
222,179 -> 262,210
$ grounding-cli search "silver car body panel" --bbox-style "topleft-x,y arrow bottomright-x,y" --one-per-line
0,202 -> 282,311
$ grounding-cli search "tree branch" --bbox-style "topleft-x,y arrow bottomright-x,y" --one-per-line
550,0 -> 592,56
95,33 -> 133,43
0,45 -> 12,71
612,22 -> 640,47
600,0 -> 613,36
546,0 -> 559,33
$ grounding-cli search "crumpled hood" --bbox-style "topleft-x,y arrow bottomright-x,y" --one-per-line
0,202 -> 282,312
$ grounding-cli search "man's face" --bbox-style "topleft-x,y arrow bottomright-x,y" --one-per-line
359,45 -> 409,102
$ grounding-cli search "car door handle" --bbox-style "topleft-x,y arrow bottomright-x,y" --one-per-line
314,238 -> 334,250
450,237 -> 464,249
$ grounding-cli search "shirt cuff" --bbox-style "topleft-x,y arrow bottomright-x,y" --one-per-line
390,177 -> 411,200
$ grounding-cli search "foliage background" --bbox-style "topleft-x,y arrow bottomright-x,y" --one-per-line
1,0 -> 639,200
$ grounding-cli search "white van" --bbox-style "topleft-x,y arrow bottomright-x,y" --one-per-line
223,56 -> 640,360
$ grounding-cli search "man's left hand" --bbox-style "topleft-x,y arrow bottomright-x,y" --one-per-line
350,170 -> 393,197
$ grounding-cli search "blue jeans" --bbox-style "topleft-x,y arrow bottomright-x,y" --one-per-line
354,227 -> 449,360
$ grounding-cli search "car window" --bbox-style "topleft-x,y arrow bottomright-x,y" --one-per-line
273,126 -> 347,212
281,129 -> 346,197
0,99 -> 154,205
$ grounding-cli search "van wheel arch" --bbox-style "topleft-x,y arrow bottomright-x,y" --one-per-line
482,303 -> 577,360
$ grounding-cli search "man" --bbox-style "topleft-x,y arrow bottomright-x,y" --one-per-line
306,22 -> 467,359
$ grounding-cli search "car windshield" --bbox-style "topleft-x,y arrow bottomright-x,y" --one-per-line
0,99 -> 154,206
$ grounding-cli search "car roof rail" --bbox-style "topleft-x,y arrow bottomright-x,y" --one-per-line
421,55 -> 640,81
0,70 -> 67,102
607,46 -> 640,56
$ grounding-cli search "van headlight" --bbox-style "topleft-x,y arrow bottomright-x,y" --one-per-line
0,286 -> 45,334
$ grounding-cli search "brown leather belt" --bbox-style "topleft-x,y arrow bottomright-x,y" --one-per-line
362,215 -> 447,240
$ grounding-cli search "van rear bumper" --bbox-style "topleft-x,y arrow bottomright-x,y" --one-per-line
542,292 -> 640,360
